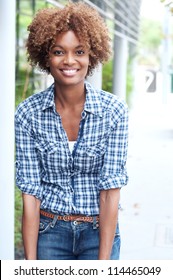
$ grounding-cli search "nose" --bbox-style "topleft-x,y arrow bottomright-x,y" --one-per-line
64,52 -> 75,65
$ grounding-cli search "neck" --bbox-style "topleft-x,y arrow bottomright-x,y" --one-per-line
54,82 -> 86,108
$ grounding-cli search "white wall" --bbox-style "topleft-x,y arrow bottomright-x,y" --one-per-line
0,0 -> 16,259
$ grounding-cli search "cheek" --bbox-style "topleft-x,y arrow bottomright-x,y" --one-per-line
83,57 -> 90,68
48,58 -> 61,71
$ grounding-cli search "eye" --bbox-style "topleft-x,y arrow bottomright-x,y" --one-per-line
76,50 -> 85,55
53,50 -> 64,56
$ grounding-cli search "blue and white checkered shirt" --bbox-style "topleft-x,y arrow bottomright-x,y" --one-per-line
15,81 -> 128,216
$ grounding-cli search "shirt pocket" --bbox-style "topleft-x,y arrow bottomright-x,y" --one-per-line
35,140 -> 68,175
75,140 -> 106,173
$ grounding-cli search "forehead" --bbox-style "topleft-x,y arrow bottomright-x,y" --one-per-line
54,30 -> 81,46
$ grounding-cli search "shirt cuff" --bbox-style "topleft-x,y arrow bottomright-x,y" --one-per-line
16,181 -> 43,201
98,173 -> 128,191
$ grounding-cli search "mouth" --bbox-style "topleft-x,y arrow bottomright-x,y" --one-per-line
60,68 -> 79,76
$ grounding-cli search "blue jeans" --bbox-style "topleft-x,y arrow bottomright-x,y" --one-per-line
37,214 -> 121,260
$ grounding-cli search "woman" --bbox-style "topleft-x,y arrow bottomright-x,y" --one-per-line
15,2 -> 128,260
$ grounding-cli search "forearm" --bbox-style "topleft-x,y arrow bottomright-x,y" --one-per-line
22,194 -> 41,260
98,188 -> 120,260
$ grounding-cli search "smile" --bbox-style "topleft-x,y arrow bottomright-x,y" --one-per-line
60,69 -> 78,76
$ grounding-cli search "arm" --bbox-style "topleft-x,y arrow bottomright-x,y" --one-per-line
22,193 -> 41,260
98,100 -> 128,259
15,113 -> 44,259
98,188 -> 120,260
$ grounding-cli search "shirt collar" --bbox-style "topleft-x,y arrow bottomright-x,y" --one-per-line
42,83 -> 55,111
41,81 -> 103,117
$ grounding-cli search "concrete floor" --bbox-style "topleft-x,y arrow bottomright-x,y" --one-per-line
119,91 -> 173,260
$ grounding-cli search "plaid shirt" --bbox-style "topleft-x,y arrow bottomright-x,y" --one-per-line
15,81 -> 128,216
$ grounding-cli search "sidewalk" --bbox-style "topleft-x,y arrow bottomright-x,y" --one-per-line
119,91 -> 173,260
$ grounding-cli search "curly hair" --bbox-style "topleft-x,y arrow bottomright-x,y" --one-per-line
26,2 -> 111,76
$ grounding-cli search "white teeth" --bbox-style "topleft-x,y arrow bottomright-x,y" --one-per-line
62,69 -> 77,73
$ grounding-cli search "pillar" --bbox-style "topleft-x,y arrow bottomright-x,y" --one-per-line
113,35 -> 128,100
0,0 -> 16,259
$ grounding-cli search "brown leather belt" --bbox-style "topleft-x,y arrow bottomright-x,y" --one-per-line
40,210 -> 99,223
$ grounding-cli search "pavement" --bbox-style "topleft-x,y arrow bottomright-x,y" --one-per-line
119,89 -> 173,260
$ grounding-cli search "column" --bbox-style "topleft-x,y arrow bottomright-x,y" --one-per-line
113,35 -> 128,100
0,0 -> 16,259
162,5 -> 171,104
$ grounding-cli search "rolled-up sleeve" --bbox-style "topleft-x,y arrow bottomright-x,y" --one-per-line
98,102 -> 129,190
15,115 -> 43,200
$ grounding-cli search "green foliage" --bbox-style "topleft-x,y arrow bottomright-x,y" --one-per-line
160,0 -> 173,16
16,69 -> 33,106
15,69 -> 27,250
126,57 -> 134,106
140,19 -> 162,50
102,60 -> 113,93
138,18 -> 162,66
15,187 -> 23,248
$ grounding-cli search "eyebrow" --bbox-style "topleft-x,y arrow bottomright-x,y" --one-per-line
52,45 -> 85,49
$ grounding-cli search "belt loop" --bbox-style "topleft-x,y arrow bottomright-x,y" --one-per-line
50,214 -> 58,228
92,216 -> 97,229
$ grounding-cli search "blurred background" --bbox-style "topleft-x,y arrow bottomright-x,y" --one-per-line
0,0 -> 173,259
119,0 -> 173,260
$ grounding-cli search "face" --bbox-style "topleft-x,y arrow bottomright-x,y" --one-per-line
48,30 -> 90,87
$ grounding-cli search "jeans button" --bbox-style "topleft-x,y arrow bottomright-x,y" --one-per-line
73,221 -> 78,226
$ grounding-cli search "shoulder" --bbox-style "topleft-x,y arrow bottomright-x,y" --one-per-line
15,92 -> 43,116
95,87 -> 128,120
15,84 -> 54,125
85,81 -> 128,123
